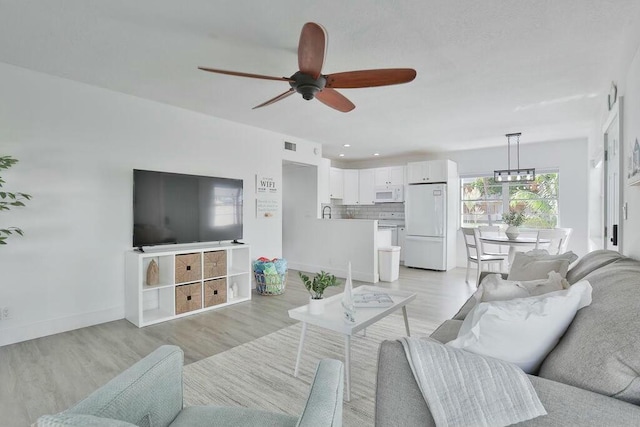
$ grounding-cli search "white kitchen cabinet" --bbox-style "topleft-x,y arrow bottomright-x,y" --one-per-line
330,167 -> 344,199
375,166 -> 405,186
406,162 -> 424,184
427,161 -> 447,182
318,158 -> 331,204
342,169 -> 359,204
342,169 -> 376,205
407,160 -> 448,184
389,166 -> 405,185
358,169 -> 376,205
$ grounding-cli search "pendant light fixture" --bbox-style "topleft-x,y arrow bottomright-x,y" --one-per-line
494,132 -> 536,182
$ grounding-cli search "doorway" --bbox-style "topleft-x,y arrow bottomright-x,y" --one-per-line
282,161 -> 318,261
603,98 -> 624,252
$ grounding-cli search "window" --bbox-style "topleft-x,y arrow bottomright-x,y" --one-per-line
461,172 -> 559,228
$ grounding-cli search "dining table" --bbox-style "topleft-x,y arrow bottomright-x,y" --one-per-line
479,235 -> 549,266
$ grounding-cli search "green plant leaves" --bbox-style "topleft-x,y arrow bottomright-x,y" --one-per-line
0,227 -> 23,244
1,155 -> 30,245
298,270 -> 341,299
503,210 -> 525,226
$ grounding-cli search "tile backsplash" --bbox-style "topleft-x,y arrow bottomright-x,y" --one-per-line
321,202 -> 404,219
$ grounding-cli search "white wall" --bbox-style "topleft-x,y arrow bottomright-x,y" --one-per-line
0,63 -> 321,346
429,139 -> 589,265
286,219 -> 380,282
620,44 -> 640,259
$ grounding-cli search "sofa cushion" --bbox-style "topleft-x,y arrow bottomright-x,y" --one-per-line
451,295 -> 479,320
480,272 -> 568,302
453,272 -> 570,323
452,269 -> 569,321
447,281 -> 593,374
523,375 -> 640,426
479,274 -> 530,301
538,258 -> 640,405
376,341 -> 436,426
429,319 -> 463,343
565,249 -> 625,284
507,252 -> 571,281
169,407 -> 298,427
38,414 -> 137,427
375,340 -> 640,427
525,249 -> 579,264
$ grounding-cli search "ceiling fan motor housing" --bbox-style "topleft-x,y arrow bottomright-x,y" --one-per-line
290,71 -> 327,100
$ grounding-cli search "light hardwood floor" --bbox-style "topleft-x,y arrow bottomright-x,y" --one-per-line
0,266 -> 475,426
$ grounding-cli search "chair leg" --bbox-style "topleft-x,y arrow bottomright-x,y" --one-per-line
466,260 -> 471,284
476,260 -> 482,287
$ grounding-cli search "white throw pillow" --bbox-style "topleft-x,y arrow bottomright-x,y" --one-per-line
446,280 -> 592,374
479,271 -> 569,302
507,250 -> 575,281
525,249 -> 579,264
479,274 -> 530,301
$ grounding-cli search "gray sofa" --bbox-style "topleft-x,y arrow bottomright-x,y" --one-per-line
376,250 -> 640,426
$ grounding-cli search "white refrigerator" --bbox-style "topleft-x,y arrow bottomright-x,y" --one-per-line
404,183 -> 448,270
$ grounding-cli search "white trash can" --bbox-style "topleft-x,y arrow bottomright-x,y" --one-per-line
379,246 -> 401,282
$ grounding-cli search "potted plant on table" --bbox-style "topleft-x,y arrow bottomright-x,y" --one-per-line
299,270 -> 341,314
502,210 -> 526,240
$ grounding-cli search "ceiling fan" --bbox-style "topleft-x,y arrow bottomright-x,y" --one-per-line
198,22 -> 417,112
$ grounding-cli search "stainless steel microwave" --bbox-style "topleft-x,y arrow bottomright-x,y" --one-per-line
374,185 -> 404,203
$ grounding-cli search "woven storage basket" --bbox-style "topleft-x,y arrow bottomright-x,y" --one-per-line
175,283 -> 202,315
254,272 -> 287,295
175,253 -> 202,283
204,278 -> 227,307
204,251 -> 227,278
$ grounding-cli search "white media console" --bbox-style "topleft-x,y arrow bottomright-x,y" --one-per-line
125,243 -> 251,327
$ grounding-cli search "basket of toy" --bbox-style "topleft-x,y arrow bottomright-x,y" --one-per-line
253,257 -> 287,295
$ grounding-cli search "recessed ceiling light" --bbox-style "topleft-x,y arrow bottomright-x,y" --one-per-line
343,144 -> 351,147
373,153 -> 380,156
339,153 -> 345,157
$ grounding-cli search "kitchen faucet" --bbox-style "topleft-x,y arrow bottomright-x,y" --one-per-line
322,205 -> 332,219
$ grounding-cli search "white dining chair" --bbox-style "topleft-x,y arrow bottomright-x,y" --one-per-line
477,225 -> 506,257
461,227 -> 507,286
558,228 -> 573,252
535,228 -> 571,254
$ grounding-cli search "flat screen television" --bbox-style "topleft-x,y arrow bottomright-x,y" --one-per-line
133,169 -> 243,247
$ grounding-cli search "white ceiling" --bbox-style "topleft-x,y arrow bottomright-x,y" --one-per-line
1,1 -> 639,160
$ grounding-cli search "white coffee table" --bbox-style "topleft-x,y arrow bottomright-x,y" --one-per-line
288,285 -> 416,401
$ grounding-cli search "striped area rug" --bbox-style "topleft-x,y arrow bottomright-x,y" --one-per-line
183,312 -> 436,426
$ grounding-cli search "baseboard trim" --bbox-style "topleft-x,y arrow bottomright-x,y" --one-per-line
0,306 -> 124,347
288,261 -> 378,283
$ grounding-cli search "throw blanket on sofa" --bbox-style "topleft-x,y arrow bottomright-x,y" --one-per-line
400,337 -> 546,427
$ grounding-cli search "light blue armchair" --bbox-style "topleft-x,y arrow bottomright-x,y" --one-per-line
37,345 -> 344,427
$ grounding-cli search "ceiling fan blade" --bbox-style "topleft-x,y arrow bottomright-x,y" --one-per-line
198,67 -> 293,82
315,88 -> 355,113
325,68 -> 417,88
252,89 -> 296,109
298,22 -> 327,79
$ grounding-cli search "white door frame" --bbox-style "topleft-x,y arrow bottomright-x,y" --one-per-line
603,96 -> 624,252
